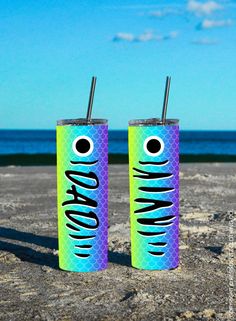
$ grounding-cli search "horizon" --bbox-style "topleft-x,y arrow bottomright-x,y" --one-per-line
0,1 -> 235,130
0,128 -> 236,132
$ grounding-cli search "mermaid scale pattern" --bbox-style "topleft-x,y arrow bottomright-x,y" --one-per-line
57,125 -> 108,272
129,125 -> 179,270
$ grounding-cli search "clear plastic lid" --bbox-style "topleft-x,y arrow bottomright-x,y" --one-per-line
57,118 -> 108,126
129,118 -> 179,126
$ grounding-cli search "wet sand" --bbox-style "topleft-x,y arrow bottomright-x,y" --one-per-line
0,164 -> 235,321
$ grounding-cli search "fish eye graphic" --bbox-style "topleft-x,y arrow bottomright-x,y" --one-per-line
72,136 -> 94,157
143,136 -> 164,157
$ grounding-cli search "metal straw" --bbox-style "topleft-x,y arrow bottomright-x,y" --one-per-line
161,76 -> 171,125
86,76 -> 97,122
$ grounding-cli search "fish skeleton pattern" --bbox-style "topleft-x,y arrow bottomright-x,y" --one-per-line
133,160 -> 176,257
62,136 -> 100,259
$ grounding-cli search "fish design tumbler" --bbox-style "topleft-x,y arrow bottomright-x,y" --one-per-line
57,119 -> 108,272
128,118 -> 179,270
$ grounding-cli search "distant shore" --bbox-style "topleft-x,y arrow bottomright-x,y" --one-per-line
0,153 -> 236,166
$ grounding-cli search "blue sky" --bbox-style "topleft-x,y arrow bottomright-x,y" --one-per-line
0,0 -> 235,130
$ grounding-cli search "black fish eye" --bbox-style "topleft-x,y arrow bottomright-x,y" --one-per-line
72,136 -> 94,157
143,136 -> 164,156
76,139 -> 90,153
147,139 -> 161,153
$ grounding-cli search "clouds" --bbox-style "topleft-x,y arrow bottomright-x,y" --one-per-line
136,31 -> 155,42
113,33 -> 134,42
147,1 -> 223,18
148,8 -> 180,18
112,30 -> 179,43
192,38 -> 218,45
111,1 -> 234,46
197,18 -> 233,29
187,0 -> 222,16
149,10 -> 170,18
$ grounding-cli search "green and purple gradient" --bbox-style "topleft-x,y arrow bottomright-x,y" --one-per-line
57,124 -> 108,272
129,124 -> 179,270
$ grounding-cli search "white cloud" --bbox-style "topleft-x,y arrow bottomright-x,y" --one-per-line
192,38 -> 218,45
112,31 -> 179,43
135,31 -> 154,42
187,0 -> 222,16
107,4 -> 183,10
149,10 -> 167,18
149,8 -> 180,18
113,33 -> 134,42
197,18 -> 233,29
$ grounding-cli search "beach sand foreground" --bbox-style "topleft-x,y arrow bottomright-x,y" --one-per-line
0,164 -> 235,321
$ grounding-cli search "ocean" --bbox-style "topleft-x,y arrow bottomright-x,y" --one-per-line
0,129 -> 236,156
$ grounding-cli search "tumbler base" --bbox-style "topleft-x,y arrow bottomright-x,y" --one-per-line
131,263 -> 179,271
59,263 -> 108,273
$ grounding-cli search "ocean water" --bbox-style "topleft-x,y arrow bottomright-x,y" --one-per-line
0,130 -> 236,155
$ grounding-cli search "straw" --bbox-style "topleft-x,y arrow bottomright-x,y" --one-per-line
86,76 -> 97,122
161,76 -> 171,124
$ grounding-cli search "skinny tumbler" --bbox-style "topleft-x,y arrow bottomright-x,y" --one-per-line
128,118 -> 179,270
57,119 -> 108,272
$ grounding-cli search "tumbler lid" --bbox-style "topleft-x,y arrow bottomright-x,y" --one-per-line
129,118 -> 179,126
57,118 -> 107,126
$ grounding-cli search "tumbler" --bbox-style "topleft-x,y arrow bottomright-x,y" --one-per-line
57,119 -> 108,272
128,118 -> 179,270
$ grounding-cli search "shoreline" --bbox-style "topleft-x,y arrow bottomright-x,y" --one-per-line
0,153 -> 236,166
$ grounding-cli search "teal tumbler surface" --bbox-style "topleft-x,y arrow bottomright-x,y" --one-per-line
57,119 -> 108,272
129,118 -> 179,270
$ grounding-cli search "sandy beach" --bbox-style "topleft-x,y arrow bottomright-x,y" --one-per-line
0,164 -> 235,321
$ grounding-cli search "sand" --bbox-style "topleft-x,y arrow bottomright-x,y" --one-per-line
0,164 -> 235,321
